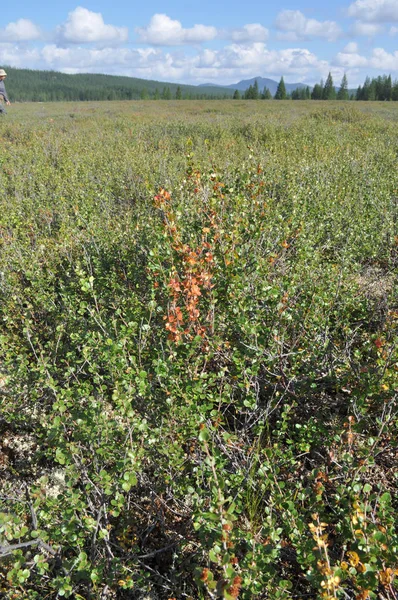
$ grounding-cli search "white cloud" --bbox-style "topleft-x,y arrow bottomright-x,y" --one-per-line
40,44 -> 159,71
370,47 -> 398,69
344,41 -> 359,53
229,24 -> 269,43
336,43 -> 368,69
7,31 -> 398,87
390,26 -> 398,35
0,40 -> 331,85
196,49 -> 218,67
136,14 -> 217,45
2,19 -> 41,42
348,0 -> 398,22
57,7 -> 128,43
351,21 -> 384,35
335,51 -> 368,67
0,44 -> 42,69
195,43 -> 327,79
275,10 -> 342,41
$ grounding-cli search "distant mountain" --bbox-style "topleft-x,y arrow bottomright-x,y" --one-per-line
198,76 -> 310,95
197,83 -> 224,88
228,77 -> 309,95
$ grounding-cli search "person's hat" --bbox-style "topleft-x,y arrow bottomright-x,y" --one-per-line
0,69 -> 7,77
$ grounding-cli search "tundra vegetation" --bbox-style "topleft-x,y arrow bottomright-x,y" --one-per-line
0,100 -> 397,600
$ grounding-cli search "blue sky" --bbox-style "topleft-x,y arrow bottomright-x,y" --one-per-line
1,0 -> 398,87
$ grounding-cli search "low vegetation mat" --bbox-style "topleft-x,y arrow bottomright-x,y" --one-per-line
0,101 -> 397,599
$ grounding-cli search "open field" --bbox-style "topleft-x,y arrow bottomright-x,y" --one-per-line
0,101 -> 397,599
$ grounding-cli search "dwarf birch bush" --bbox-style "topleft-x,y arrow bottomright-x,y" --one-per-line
0,101 -> 397,599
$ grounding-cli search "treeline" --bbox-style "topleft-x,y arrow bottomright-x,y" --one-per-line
4,66 -> 398,103
234,79 -> 311,100
4,67 -> 233,102
356,75 -> 397,101
237,73 -> 398,101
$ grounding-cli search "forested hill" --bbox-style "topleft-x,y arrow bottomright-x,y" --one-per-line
4,67 -> 234,102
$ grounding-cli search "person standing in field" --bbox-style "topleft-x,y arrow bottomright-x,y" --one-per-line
0,69 -> 11,114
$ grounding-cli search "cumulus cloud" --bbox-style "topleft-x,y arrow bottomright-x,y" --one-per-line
229,24 -> 269,43
334,46 -> 398,72
348,0 -> 398,22
335,51 -> 368,67
351,21 -> 384,35
0,40 -> 332,84
370,47 -> 398,69
343,42 -> 359,53
57,7 -> 128,43
275,10 -> 342,41
2,19 -> 41,42
335,41 -> 368,68
390,26 -> 398,35
40,44 -> 160,71
0,44 -> 41,68
136,14 -> 217,45
192,43 -> 328,80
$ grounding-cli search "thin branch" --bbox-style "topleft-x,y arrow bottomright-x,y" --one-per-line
0,538 -> 58,558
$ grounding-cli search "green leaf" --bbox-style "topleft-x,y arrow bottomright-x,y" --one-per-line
198,427 -> 210,442
379,492 -> 391,505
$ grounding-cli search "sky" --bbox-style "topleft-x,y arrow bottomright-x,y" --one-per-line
1,0 -> 398,87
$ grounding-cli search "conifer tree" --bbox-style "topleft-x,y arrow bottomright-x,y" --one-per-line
392,79 -> 398,101
244,85 -> 253,99
362,77 -> 371,100
384,75 -> 392,101
262,87 -> 272,99
311,83 -> 323,100
253,79 -> 259,99
337,74 -> 349,100
368,80 -> 376,101
274,77 -> 287,99
233,89 -> 241,99
175,86 -> 182,99
323,72 -> 336,100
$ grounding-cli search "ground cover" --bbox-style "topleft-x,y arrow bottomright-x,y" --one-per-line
0,100 -> 397,599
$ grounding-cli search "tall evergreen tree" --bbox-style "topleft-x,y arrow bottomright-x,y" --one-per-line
244,82 -> 260,100
311,83 -> 323,100
274,77 -> 287,100
384,75 -> 392,101
244,85 -> 254,99
368,80 -> 376,101
175,86 -> 182,100
392,79 -> 398,101
323,72 -> 336,100
362,77 -> 371,100
253,79 -> 259,100
337,74 -> 349,100
233,89 -> 241,99
262,87 -> 272,99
